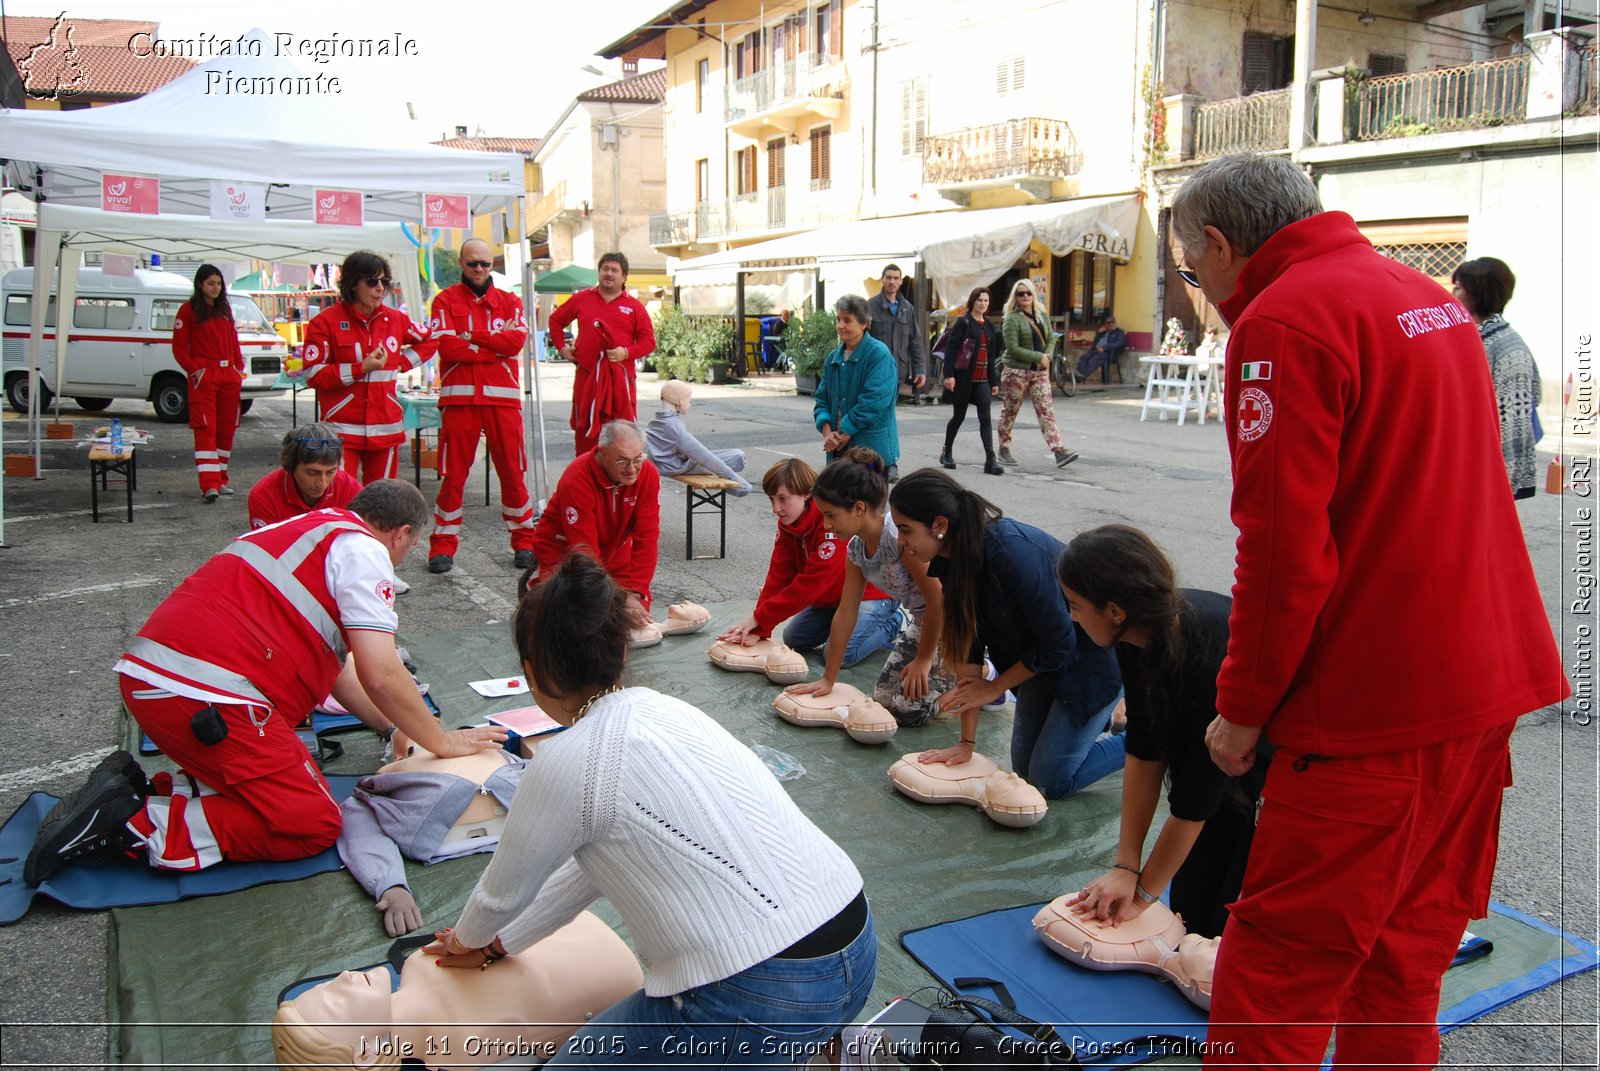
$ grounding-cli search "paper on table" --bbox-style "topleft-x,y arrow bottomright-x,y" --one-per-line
469,676 -> 531,698
486,705 -> 564,737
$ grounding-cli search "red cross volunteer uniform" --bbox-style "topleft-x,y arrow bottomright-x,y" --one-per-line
751,499 -> 886,637
303,303 -> 434,483
427,281 -> 534,558
171,302 -> 245,495
246,466 -> 363,530
547,287 -> 656,455
528,448 -> 661,609
112,509 -> 403,869
1202,211 -> 1568,1069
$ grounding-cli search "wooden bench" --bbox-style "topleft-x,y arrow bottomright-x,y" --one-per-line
670,473 -> 742,560
88,444 -> 137,523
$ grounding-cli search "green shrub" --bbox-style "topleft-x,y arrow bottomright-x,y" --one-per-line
784,308 -> 838,377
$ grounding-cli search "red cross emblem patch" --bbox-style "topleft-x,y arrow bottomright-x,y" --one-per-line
1238,387 -> 1274,442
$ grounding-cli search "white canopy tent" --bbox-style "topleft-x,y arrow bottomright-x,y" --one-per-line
0,30 -> 541,545
675,193 -> 1142,306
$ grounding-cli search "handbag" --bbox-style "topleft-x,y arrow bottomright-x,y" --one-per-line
912,981 -> 1079,1069
952,335 -> 976,372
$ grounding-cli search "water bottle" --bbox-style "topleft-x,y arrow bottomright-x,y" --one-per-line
110,418 -> 123,454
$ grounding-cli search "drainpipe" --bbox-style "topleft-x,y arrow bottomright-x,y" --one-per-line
869,0 -> 881,198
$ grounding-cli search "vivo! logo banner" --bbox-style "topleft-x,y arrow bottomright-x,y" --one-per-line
314,189 -> 364,227
102,173 -> 159,215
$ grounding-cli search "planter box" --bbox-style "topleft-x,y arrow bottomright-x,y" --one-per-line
5,454 -> 38,477
46,422 -> 75,440
794,371 -> 820,395
708,363 -> 735,385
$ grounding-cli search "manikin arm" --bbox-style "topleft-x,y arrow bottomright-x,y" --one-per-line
348,631 -> 506,757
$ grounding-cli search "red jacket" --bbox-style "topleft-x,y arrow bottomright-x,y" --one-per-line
753,501 -> 887,636
122,509 -> 375,723
1215,211 -> 1567,756
547,288 -> 655,432
246,467 -> 362,530
303,302 -> 434,448
530,449 -> 661,608
429,282 -> 528,409
171,300 -> 244,378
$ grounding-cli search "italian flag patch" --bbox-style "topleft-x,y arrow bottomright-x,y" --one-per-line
1240,362 -> 1272,381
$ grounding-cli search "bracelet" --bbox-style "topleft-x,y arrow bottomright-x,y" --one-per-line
1111,863 -> 1141,877
1133,884 -> 1158,906
958,738 -> 976,746
479,941 -> 508,970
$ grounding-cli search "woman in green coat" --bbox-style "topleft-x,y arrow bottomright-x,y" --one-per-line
997,280 -> 1078,468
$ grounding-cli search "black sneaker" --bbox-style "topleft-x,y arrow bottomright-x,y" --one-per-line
1054,448 -> 1081,468
428,554 -> 453,574
26,765 -> 145,886
512,549 -> 536,570
38,751 -> 148,828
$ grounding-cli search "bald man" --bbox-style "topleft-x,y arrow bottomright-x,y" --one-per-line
426,239 -> 534,574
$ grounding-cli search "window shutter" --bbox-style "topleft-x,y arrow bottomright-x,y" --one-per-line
1242,32 -> 1293,94
828,0 -> 843,58
1013,56 -> 1025,92
737,146 -> 757,195
901,78 -> 928,156
810,126 -> 832,187
767,137 -> 786,187
1368,52 -> 1406,77
996,60 -> 1008,96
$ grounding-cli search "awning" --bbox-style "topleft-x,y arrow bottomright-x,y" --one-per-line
673,193 -> 1142,303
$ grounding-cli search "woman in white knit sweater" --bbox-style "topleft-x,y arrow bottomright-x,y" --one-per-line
427,553 -> 875,1066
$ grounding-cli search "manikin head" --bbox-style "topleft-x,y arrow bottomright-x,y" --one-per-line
659,379 -> 693,415
272,911 -> 643,1071
279,423 -> 344,508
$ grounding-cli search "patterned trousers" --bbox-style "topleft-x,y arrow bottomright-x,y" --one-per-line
996,367 -> 1062,453
874,612 -> 957,726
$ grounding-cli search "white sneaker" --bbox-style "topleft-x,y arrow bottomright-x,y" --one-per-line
392,577 -> 411,595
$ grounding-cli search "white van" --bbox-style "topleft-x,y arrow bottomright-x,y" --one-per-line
1,267 -> 289,423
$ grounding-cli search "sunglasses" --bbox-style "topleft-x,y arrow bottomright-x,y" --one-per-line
463,260 -> 493,269
361,275 -> 392,289
1176,267 -> 1201,289
1017,291 -> 1034,298
296,436 -> 341,448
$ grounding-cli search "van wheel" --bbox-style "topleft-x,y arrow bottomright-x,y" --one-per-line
238,399 -> 254,416
5,373 -> 54,415
151,375 -> 189,424
73,397 -> 113,412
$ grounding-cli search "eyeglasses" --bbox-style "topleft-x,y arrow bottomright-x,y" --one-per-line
1176,267 -> 1201,289
361,275 -> 392,289
607,454 -> 646,469
463,260 -> 493,269
296,436 -> 341,448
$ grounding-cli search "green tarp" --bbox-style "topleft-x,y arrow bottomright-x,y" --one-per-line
534,264 -> 599,293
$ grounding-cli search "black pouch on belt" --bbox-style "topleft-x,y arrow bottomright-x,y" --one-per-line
190,705 -> 229,746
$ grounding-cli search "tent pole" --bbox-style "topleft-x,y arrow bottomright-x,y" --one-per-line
516,207 -> 546,515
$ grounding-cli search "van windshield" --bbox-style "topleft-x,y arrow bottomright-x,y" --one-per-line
228,295 -> 272,333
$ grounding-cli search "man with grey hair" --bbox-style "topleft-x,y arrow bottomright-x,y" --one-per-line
246,422 -> 363,531
1173,154 -> 1566,1068
26,479 -> 507,885
815,294 -> 902,480
527,420 -> 659,625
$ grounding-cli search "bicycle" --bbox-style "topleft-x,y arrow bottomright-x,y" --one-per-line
1050,335 -> 1082,398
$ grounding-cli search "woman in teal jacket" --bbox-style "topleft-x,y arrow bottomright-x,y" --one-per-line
997,279 -> 1077,468
814,295 -> 901,478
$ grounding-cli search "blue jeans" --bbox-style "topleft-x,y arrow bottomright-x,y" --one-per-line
1011,677 -> 1126,799
548,907 -> 877,1068
782,599 -> 900,669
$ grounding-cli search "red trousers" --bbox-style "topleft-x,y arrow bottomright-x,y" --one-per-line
429,405 -> 535,556
119,676 -> 341,870
341,444 -> 399,484
1204,722 -> 1515,1070
188,372 -> 241,494
573,428 -> 599,457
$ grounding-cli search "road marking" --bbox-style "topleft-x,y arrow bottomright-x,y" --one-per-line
6,503 -> 174,523
752,446 -> 800,457
3,577 -> 165,608
0,747 -> 115,793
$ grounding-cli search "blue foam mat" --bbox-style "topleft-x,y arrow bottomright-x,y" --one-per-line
0,774 -> 360,925
902,901 -> 1599,1068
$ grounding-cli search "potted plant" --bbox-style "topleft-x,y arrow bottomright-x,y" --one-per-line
785,308 -> 837,395
651,306 -> 691,380
700,317 -> 738,383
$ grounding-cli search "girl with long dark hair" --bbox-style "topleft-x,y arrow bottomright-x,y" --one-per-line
171,264 -> 243,502
887,469 -> 1123,798
1057,525 -> 1262,938
938,287 -> 1005,475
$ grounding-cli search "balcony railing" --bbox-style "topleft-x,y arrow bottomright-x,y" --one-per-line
1194,89 -> 1291,159
726,52 -> 846,125
649,210 -> 694,247
649,187 -> 852,248
1355,55 -> 1529,140
1576,43 -> 1599,116
921,117 -> 1082,186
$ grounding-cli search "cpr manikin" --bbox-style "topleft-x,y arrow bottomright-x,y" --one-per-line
887,752 -> 1049,828
338,746 -> 524,936
707,637 -> 808,684
272,911 -> 644,1071
1032,894 -> 1217,1011
773,682 -> 897,743
630,601 -> 711,649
